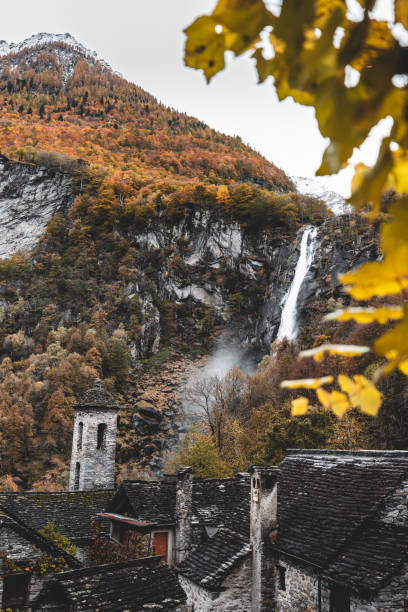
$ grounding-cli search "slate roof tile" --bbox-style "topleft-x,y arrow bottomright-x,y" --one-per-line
325,520 -> 408,593
192,477 -> 250,536
275,450 -> 408,594
0,490 -> 113,543
178,528 -> 251,591
106,481 -> 176,525
0,513 -> 80,568
107,476 -> 250,533
75,378 -> 118,410
33,556 -> 186,611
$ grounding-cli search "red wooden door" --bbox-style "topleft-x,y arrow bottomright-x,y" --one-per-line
153,531 -> 168,563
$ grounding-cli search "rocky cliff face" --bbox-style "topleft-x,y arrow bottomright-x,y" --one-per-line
124,210 -> 377,361
0,157 -> 379,480
0,157 -> 377,358
0,156 -> 74,258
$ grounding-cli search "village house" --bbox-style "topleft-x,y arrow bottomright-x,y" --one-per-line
3,380 -> 408,611
0,489 -> 113,565
98,466 -> 251,567
0,507 -> 80,609
252,449 -> 408,612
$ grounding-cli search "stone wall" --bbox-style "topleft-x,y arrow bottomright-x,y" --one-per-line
250,466 -> 279,611
275,557 -> 320,612
179,558 -> 252,612
214,557 -> 252,612
69,408 -> 117,491
179,575 -> 216,612
175,468 -> 193,564
274,554 -> 408,612
0,525 -> 62,607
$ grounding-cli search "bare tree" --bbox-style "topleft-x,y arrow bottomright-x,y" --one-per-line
184,367 -> 247,451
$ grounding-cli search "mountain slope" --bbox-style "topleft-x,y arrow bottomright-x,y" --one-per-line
0,34 -> 341,489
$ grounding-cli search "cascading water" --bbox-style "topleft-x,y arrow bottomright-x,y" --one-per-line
277,226 -> 318,341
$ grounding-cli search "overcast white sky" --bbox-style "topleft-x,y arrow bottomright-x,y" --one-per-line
0,0 -> 399,196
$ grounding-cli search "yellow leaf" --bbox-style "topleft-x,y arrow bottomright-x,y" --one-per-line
395,0 -> 408,29
316,388 -> 350,418
338,374 -> 382,414
349,136 -> 393,210
300,344 -> 370,361
338,374 -> 358,401
291,396 -> 309,416
352,375 -> 382,416
330,390 -> 351,418
340,244 -> 408,299
316,387 -> 332,409
184,16 -> 226,82
213,0 -> 274,55
375,310 -> 408,375
382,197 -> 408,254
280,376 -> 334,390
324,306 -> 404,325
390,150 -> 408,196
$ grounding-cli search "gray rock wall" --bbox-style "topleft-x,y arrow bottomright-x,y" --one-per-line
0,155 -> 74,258
128,210 -> 377,357
0,155 -> 377,359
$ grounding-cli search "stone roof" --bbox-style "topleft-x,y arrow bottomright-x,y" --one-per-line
178,527 -> 251,591
0,489 -> 114,543
75,378 -> 118,410
192,476 -> 251,536
106,475 -> 251,532
275,449 -> 408,593
0,512 -> 81,569
106,480 -> 177,526
325,519 -> 408,594
32,556 -> 186,611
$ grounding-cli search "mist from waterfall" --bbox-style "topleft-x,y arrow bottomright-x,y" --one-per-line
181,339 -> 257,419
277,226 -> 318,341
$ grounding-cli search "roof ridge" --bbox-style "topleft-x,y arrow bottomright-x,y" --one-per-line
0,507 -> 80,568
0,489 -> 115,496
287,449 -> 408,458
56,555 -> 163,578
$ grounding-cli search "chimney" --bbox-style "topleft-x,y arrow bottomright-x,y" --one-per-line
175,466 -> 193,564
249,465 -> 279,612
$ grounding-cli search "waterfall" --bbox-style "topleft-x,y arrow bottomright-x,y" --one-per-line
277,226 -> 318,341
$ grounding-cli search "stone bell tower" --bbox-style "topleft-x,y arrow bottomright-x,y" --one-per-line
68,379 -> 118,491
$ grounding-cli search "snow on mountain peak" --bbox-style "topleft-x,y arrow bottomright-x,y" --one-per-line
0,33 -> 120,76
293,176 -> 350,216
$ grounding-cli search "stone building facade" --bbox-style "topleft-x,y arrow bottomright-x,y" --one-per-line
0,511 -> 79,609
68,379 -> 118,491
264,450 -> 408,612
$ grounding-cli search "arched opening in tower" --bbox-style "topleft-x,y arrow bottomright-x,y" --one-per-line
74,462 -> 80,490
77,422 -> 83,450
97,423 -> 107,450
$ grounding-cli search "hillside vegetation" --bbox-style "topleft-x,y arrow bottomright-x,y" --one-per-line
0,40 -> 331,489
